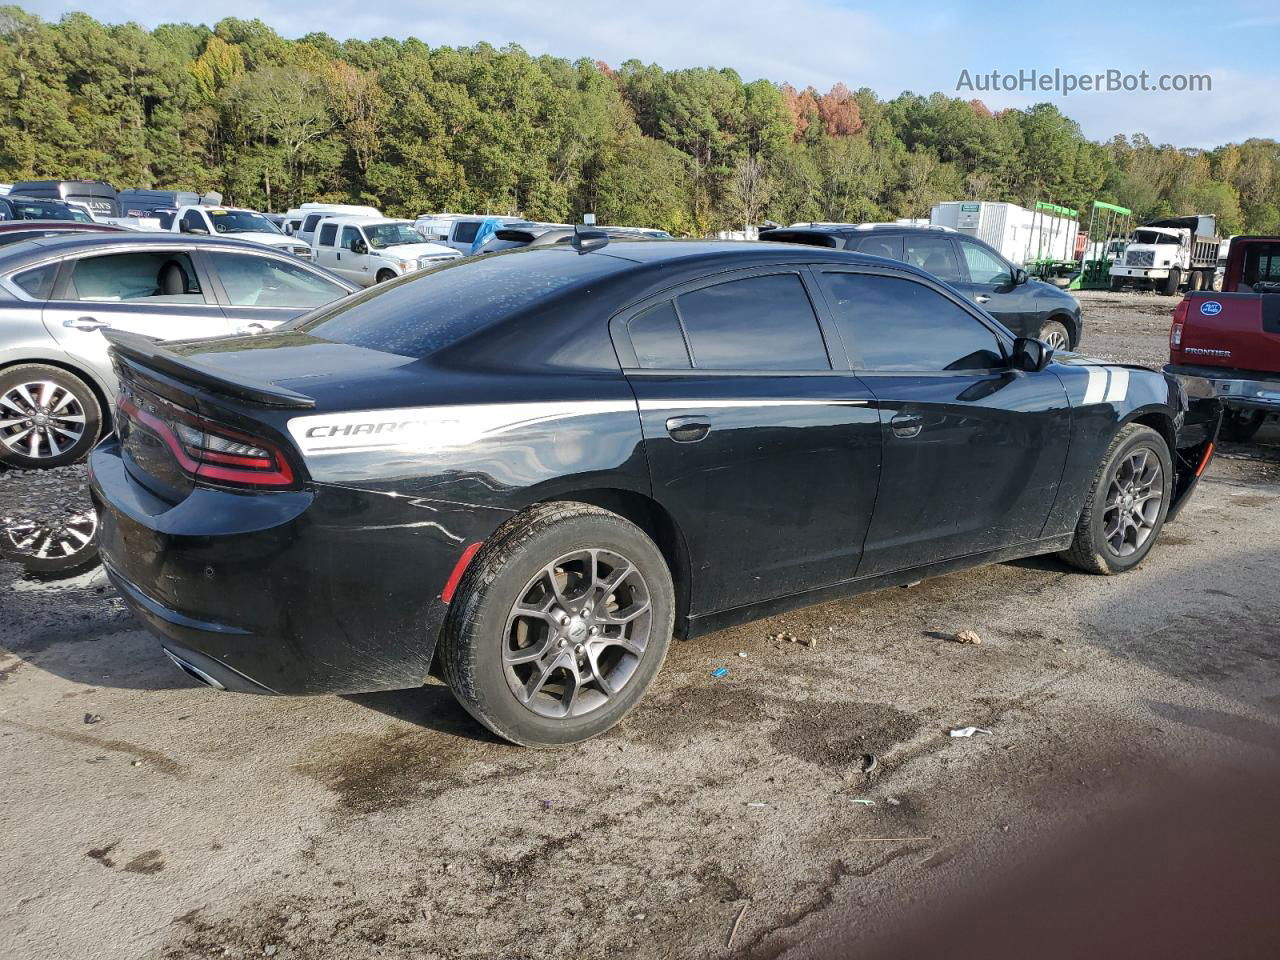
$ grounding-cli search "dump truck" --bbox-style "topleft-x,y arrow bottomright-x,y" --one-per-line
1110,214 -> 1219,296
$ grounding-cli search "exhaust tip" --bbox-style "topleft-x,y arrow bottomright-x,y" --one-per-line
163,648 -> 227,691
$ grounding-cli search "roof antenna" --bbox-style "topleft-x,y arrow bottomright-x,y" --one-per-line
571,224 -> 609,254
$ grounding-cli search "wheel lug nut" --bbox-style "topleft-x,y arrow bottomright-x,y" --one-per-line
559,615 -> 570,626
589,626 -> 599,635
557,638 -> 568,648
574,644 -> 585,656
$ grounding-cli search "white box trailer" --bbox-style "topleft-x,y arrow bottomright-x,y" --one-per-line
931,201 -> 1078,266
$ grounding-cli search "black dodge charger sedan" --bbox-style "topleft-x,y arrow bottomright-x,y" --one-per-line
89,238 -> 1220,746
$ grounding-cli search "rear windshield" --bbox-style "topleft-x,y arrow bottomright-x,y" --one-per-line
297,250 -> 624,358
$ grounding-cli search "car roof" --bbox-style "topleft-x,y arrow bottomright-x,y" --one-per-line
0,220 -> 125,234
0,232 -> 299,268
317,216 -> 411,227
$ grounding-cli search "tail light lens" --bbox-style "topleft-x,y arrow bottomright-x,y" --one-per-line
1170,298 -> 1189,348
118,392 -> 297,489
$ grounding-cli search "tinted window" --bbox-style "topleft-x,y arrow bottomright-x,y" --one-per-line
629,301 -> 690,369
303,214 -> 322,232
958,240 -> 1011,285
818,272 -> 1003,372
180,209 -> 206,233
212,253 -> 348,308
676,273 -> 830,371
13,264 -> 57,299
903,236 -> 963,283
340,226 -> 362,251
317,223 -> 338,246
299,250 -> 624,359
452,221 -> 481,244
10,199 -> 77,222
853,235 -> 903,260
66,252 -> 204,304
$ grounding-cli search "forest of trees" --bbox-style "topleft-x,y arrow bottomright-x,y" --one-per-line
1,5 -> 1277,236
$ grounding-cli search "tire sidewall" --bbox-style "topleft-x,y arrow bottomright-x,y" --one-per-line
1091,426 -> 1173,572
447,510 -> 674,746
0,365 -> 102,469
1039,318 -> 1070,350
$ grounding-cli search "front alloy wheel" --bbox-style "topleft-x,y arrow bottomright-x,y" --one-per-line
1100,448 -> 1163,558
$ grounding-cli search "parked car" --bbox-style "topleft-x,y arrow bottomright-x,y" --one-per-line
0,221 -> 127,248
1165,234 -> 1280,442
761,223 -> 1084,350
89,239 -> 1218,746
414,214 -> 524,253
0,233 -> 357,468
0,196 -> 94,224
170,205 -> 312,260
10,180 -> 119,218
283,203 -> 383,244
311,217 -> 460,285
475,223 -> 671,254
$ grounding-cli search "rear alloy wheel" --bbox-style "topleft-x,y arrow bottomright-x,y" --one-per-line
1219,409 -> 1266,443
1038,319 -> 1071,351
440,502 -> 674,746
0,364 -> 102,469
1061,424 -> 1173,574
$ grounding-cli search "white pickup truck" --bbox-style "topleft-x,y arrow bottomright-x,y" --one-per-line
311,217 -> 460,286
170,205 -> 313,260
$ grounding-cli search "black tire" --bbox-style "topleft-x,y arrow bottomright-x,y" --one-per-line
375,269 -> 397,283
440,501 -> 674,747
1038,318 -> 1072,351
1219,409 -> 1266,443
1161,267 -> 1181,296
0,364 -> 102,469
1109,276 -> 1125,292
1061,424 -> 1173,575
1188,270 -> 1204,292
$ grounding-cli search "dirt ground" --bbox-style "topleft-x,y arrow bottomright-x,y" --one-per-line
2,291 -> 1279,960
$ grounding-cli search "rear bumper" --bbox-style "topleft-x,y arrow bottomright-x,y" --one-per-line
89,435 -> 511,695
1165,363 -> 1280,413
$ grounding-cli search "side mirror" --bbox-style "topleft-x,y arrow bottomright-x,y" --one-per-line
1012,267 -> 1029,286
180,222 -> 207,235
353,239 -> 368,255
1012,336 -> 1051,372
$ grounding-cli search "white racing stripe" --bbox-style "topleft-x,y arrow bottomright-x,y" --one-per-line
1079,366 -> 1130,405
1104,368 -> 1129,403
1082,367 -> 1109,405
288,400 -> 636,456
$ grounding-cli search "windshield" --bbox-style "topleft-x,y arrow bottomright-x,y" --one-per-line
10,199 -> 77,222
1133,230 -> 1180,245
68,208 -> 93,223
366,223 -> 423,249
209,210 -> 281,235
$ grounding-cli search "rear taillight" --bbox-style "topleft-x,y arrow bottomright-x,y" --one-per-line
1170,298 -> 1189,349
118,393 -> 296,489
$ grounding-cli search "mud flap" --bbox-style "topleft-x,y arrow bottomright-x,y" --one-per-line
1168,393 -> 1223,521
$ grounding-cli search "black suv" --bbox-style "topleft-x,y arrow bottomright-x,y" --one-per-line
762,224 -> 1083,350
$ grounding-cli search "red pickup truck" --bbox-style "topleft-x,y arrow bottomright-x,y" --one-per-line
1165,235 -> 1280,441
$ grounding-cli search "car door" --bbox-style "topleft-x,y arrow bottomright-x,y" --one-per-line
448,220 -> 482,254
338,226 -> 372,282
614,267 -> 882,616
203,250 -> 354,334
812,266 -> 1071,577
312,222 -> 341,275
953,237 -> 1039,338
902,233 -> 966,288
40,248 -> 233,382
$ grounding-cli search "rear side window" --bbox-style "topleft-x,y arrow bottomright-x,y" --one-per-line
12,264 -> 57,300
303,214 -> 322,232
317,223 -> 338,246
903,236 -> 963,284
299,250 -> 624,358
853,235 -> 903,260
675,273 -> 830,370
629,301 -> 690,369
452,221 -> 481,244
66,252 -> 204,303
818,272 -> 1003,372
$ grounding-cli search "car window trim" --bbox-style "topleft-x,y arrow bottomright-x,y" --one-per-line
45,245 -> 219,307
809,263 -> 1013,375
203,247 -> 354,309
610,263 -> 846,374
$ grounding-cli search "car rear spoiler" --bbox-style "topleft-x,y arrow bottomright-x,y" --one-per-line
103,329 -> 317,409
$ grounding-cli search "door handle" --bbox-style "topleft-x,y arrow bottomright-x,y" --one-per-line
665,415 -> 711,443
64,316 -> 111,332
890,413 -> 924,439
975,295 -> 991,304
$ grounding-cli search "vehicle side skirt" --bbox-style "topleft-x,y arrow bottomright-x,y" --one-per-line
683,534 -> 1074,639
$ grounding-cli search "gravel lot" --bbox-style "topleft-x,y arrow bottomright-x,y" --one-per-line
2,291 -> 1279,959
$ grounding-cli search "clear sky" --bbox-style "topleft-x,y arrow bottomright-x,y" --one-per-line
22,0 -> 1280,148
